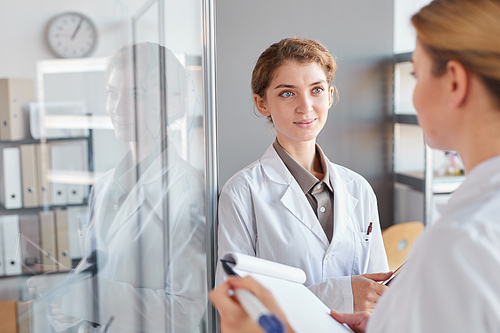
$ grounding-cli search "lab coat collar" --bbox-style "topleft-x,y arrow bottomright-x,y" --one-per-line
260,144 -> 358,248
438,154 -> 500,220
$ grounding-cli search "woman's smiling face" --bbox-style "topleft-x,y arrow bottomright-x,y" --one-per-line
254,60 -> 334,148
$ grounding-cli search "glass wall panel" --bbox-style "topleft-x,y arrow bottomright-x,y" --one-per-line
9,1 -> 212,332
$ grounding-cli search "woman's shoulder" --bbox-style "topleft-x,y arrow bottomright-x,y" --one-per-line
327,159 -> 373,190
220,159 -> 265,194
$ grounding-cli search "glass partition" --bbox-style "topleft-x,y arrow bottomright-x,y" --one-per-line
10,0 -> 214,332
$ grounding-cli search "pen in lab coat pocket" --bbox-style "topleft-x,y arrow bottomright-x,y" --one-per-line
363,222 -> 373,274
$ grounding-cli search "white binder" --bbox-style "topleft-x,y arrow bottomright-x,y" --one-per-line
55,209 -> 71,270
36,143 -> 51,207
0,147 -> 23,209
0,78 -> 33,141
65,142 -> 88,205
49,144 -> 67,206
1,215 -> 22,275
20,144 -> 40,208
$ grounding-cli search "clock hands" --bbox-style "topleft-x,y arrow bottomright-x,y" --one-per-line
71,17 -> 84,40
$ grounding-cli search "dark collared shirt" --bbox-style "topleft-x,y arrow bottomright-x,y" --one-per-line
273,139 -> 334,243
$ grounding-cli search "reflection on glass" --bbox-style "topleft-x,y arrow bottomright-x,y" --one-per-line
26,42 -> 207,333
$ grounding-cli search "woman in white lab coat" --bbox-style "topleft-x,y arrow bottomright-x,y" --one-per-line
216,37 -> 390,314
211,1 -> 500,332
46,43 -> 207,333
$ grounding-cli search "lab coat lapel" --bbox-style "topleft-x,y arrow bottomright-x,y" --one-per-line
261,145 -> 330,247
328,162 -> 359,250
105,148 -> 169,241
105,183 -> 145,241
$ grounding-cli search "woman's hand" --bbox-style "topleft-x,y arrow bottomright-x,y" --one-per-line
351,272 -> 392,312
330,309 -> 370,333
209,276 -> 295,333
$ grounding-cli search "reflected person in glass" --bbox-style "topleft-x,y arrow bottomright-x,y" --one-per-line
52,42 -> 207,333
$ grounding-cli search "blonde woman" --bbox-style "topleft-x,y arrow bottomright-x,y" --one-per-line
211,0 -> 500,332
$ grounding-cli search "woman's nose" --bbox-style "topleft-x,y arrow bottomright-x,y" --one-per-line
296,94 -> 314,114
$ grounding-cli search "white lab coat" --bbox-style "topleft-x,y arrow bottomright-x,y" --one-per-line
216,144 -> 389,313
368,155 -> 500,333
58,146 -> 207,333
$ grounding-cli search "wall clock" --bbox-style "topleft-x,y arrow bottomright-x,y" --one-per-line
46,12 -> 98,58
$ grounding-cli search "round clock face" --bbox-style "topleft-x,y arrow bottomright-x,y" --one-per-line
46,12 -> 98,58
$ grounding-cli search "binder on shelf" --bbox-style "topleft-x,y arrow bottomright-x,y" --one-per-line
39,211 -> 57,272
0,147 -> 23,209
65,142 -> 87,205
36,143 -> 51,207
0,78 -> 33,141
67,206 -> 86,263
20,144 -> 40,208
49,143 -> 67,206
19,214 -> 41,274
0,220 -> 4,275
1,215 -> 22,275
0,300 -> 17,333
55,209 -> 71,270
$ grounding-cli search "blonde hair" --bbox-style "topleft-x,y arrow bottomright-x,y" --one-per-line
412,0 -> 500,102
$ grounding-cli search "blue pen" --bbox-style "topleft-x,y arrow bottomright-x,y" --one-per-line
221,259 -> 285,333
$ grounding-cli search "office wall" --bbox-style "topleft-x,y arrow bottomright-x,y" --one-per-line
216,0 -> 394,228
0,0 -> 200,82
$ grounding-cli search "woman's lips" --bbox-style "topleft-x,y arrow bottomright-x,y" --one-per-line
294,118 -> 316,129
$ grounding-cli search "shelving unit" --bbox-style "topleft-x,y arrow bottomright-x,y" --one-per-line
393,52 -> 465,226
0,134 -> 93,214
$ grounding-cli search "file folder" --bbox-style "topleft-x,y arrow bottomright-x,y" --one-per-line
19,214 -> 41,274
65,142 -> 88,205
49,144 -> 67,206
1,215 -> 22,275
39,211 -> 57,272
0,147 -> 23,209
0,300 -> 17,333
20,144 -> 40,208
55,209 -> 71,270
0,78 -> 33,141
36,143 -> 51,207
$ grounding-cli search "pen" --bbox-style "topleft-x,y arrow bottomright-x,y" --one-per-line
381,260 -> 406,286
363,222 -> 373,273
221,259 -> 284,333
366,222 -> 373,237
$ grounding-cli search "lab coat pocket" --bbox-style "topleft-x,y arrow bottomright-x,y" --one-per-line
353,231 -> 372,275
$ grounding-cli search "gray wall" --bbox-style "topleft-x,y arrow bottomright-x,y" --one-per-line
215,0 -> 394,228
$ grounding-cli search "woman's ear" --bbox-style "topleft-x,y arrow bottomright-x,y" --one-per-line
254,94 -> 270,116
328,86 -> 335,109
446,60 -> 469,109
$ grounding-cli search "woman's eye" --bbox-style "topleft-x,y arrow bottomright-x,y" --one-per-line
312,87 -> 324,94
279,91 -> 293,97
107,91 -> 119,99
